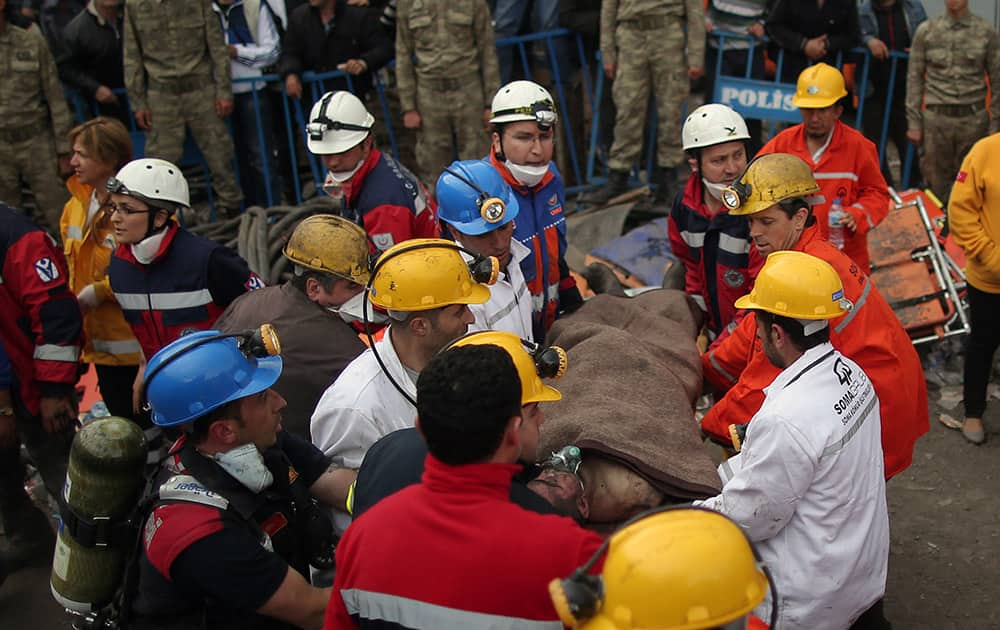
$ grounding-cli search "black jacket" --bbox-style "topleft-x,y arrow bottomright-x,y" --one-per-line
277,0 -> 393,97
57,3 -> 125,97
766,0 -> 860,82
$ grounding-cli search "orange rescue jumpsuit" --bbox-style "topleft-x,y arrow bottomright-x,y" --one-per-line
701,225 -> 928,478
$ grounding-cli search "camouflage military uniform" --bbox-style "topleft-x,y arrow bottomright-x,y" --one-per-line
906,11 -> 1000,203
124,0 -> 243,210
601,0 -> 704,172
395,0 -> 499,191
0,23 -> 71,231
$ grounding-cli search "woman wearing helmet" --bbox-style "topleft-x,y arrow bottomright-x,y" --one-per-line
487,80 -> 583,342
668,104 -> 764,343
59,117 -> 142,420
106,158 -> 263,412
436,159 -> 534,340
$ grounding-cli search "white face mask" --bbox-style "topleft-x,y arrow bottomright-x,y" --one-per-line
702,177 -> 731,202
326,290 -> 386,325
214,443 -> 274,493
325,159 -> 364,185
505,160 -> 549,187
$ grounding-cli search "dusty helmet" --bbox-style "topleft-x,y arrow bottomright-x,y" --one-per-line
283,214 -> 370,285
721,153 -> 821,216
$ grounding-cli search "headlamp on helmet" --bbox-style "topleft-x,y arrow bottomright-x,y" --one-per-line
493,100 -> 559,130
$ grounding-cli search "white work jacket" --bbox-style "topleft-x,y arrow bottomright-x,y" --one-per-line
699,343 -> 889,630
310,329 -> 417,532
464,238 -> 534,341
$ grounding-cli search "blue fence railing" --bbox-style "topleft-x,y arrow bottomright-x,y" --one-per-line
67,29 -> 923,217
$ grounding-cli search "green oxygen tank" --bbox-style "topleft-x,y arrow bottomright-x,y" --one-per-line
50,416 -> 147,613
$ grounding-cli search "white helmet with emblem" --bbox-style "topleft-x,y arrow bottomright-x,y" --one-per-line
682,104 -> 751,152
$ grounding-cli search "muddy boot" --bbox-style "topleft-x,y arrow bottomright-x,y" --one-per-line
583,262 -> 627,297
578,170 -> 629,206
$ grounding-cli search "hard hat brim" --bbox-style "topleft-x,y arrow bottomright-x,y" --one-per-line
307,130 -> 369,155
464,283 -> 492,305
442,192 -> 520,236
527,383 -> 562,404
792,91 -> 848,109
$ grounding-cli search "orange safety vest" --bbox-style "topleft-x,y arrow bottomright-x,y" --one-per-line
701,225 -> 928,479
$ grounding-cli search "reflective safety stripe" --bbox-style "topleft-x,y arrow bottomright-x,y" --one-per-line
719,457 -> 735,483
65,225 -> 83,240
680,230 -> 706,247
850,202 -> 875,228
91,338 -> 143,355
341,589 -> 563,630
691,294 -> 707,311
820,390 -> 877,460
718,233 -> 750,255
114,289 -> 213,311
814,171 -> 860,182
33,344 -> 81,362
708,349 -> 738,385
485,284 -> 528,329
530,282 -> 561,311
834,278 -> 871,334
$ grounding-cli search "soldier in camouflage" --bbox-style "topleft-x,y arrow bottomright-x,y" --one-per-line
0,5 -> 72,231
123,0 -> 244,216
395,0 -> 500,194
585,0 -> 705,207
906,0 -> 1000,205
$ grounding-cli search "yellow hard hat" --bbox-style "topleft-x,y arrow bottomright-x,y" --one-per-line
448,331 -> 565,404
282,214 -> 370,285
369,238 -> 493,311
792,62 -> 848,109
721,153 -> 820,216
551,509 -> 769,630
735,250 -> 853,319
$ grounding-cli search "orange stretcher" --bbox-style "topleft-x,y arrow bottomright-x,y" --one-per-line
866,188 -> 969,344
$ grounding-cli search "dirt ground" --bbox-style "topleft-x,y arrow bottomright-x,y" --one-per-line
2,367 -> 998,629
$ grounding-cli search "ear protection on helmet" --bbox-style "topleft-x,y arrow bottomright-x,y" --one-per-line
140,324 -> 282,412
443,167 -> 509,226
306,91 -> 373,143
548,505 -> 779,630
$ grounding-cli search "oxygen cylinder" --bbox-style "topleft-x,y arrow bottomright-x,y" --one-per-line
51,416 -> 147,613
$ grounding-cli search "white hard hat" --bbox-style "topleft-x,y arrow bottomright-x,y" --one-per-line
682,104 -> 751,152
306,91 -> 375,155
107,158 -> 190,209
490,80 -> 558,128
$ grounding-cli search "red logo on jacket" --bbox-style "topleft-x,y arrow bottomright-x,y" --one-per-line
955,171 -> 967,183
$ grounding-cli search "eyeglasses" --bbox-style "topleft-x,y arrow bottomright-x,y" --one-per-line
106,202 -> 153,216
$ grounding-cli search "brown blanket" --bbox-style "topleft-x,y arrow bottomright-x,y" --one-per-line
540,291 -> 722,513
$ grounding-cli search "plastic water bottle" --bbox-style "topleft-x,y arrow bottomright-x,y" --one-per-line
828,198 -> 847,250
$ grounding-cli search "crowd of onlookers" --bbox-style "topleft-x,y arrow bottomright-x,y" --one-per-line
1,0 -> 997,225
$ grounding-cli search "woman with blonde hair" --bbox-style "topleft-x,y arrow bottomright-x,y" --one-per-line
59,116 -> 142,421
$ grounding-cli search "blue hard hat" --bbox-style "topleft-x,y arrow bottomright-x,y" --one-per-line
145,331 -> 282,427
436,160 -> 519,236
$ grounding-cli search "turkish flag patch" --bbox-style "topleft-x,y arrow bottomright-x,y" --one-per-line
956,171 -> 968,183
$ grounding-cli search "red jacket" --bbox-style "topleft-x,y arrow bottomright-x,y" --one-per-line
0,207 -> 82,415
668,175 -> 764,340
701,225 -> 928,478
326,455 -> 604,628
345,147 -> 439,252
758,120 -> 890,270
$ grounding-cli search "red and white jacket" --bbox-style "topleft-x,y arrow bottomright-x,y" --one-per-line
0,206 -> 82,415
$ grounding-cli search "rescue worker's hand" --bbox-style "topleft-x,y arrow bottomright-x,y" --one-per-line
39,395 -> 76,435
337,58 -> 368,75
216,99 -> 234,118
285,74 -> 303,100
604,62 -> 617,80
403,110 -> 421,129
747,21 -> 765,38
803,36 -> 828,61
94,85 -> 119,104
76,284 -> 100,312
228,45 -> 238,59
906,129 -> 922,145
867,38 -> 889,61
841,210 -> 858,232
0,390 -> 16,450
482,108 -> 492,130
135,110 -> 153,130
688,66 -> 704,80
